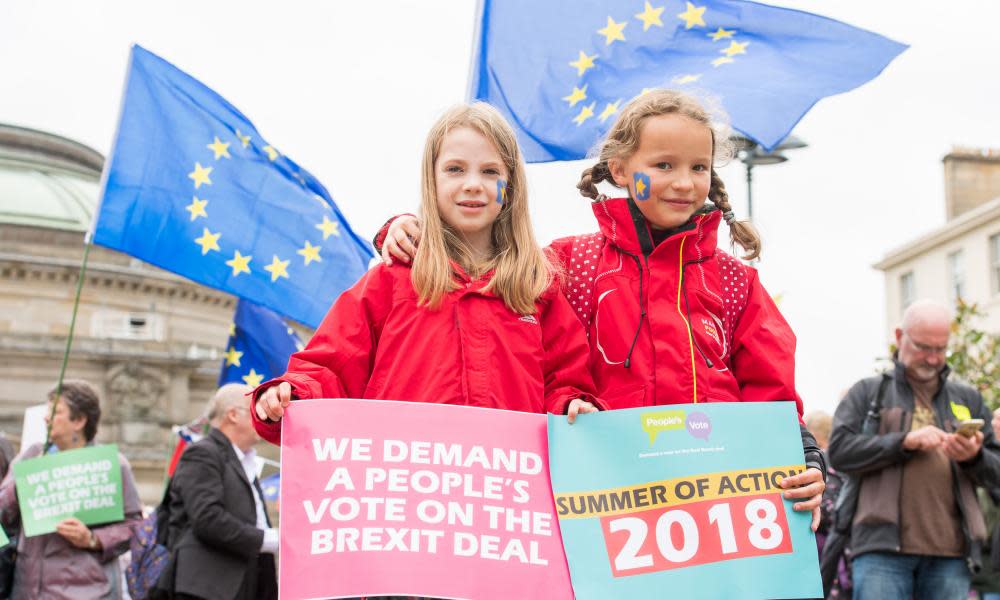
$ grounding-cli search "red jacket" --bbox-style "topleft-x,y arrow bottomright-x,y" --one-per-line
547,197 -> 803,418
252,261 -> 599,444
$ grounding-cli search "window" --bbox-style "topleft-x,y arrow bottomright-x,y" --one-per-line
899,271 -> 915,312
947,249 -> 965,302
991,233 -> 1000,296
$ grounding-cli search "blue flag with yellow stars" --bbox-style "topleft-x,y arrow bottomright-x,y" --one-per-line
93,45 -> 374,327
219,299 -> 302,389
469,0 -> 907,162
260,472 -> 280,502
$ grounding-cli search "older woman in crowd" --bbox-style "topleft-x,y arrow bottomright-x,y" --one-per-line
0,379 -> 142,600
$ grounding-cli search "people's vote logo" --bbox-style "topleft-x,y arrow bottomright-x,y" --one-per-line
641,409 -> 712,445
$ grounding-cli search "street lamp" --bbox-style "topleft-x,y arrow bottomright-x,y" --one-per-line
735,134 -> 808,221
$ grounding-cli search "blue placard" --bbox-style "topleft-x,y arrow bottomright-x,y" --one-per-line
548,402 -> 822,599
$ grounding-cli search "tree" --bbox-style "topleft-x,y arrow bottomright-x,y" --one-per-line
947,299 -> 1000,411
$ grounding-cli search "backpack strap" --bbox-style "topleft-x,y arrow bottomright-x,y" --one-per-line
564,233 -> 605,332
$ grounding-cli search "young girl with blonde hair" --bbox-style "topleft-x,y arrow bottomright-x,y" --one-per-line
252,102 -> 600,442
377,90 -> 826,527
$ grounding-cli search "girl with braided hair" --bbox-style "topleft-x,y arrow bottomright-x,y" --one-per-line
375,90 -> 826,528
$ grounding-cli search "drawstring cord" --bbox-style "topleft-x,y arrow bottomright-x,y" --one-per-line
675,236 -> 699,404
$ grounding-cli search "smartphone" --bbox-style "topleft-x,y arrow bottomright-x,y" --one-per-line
956,418 -> 985,438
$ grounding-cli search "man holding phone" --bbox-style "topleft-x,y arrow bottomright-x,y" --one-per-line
829,299 -> 1000,600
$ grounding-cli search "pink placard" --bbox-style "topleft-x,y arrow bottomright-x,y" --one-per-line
279,399 -> 574,600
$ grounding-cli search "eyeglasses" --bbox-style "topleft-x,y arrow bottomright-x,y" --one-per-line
905,335 -> 948,356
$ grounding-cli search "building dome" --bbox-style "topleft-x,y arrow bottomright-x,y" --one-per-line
0,123 -> 250,503
0,124 -> 102,232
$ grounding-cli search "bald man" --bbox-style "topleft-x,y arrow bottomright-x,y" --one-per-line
828,300 -> 1000,600
158,384 -> 278,600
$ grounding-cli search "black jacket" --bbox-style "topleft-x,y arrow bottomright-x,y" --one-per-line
161,428 -> 277,600
828,362 -> 1000,568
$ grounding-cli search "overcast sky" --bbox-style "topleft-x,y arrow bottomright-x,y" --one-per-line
2,1 -> 998,414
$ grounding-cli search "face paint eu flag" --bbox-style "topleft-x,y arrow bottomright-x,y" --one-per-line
633,172 -> 651,200
497,179 -> 507,204
92,45 -> 374,328
469,0 -> 906,162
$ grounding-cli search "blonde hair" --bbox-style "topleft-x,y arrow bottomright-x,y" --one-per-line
577,89 -> 761,260
412,103 -> 552,315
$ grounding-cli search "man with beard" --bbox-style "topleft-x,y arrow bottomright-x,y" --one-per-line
829,299 -> 1000,600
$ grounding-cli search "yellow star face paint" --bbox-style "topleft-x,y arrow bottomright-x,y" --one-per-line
633,172 -> 651,201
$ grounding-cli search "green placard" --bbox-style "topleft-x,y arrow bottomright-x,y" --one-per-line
13,444 -> 124,537
0,525 -> 8,546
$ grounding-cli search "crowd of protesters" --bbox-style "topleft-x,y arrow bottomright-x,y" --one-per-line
0,317 -> 997,600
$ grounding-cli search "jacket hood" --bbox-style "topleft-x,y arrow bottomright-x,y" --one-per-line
591,197 -> 722,260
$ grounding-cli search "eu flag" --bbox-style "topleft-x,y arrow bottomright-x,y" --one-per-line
93,45 -> 374,327
260,472 -> 280,502
218,299 -> 302,389
469,0 -> 907,162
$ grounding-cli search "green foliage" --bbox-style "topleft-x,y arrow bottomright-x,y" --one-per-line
947,299 -> 1000,410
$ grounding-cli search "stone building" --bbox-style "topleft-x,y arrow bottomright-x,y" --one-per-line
875,147 -> 1000,338
0,123 -> 259,503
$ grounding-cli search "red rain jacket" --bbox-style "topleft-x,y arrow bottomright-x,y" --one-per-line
252,261 -> 599,444
548,197 -> 803,418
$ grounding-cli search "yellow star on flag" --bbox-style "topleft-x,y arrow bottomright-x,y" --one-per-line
297,241 -> 322,265
194,228 -> 221,255
722,40 -> 749,57
673,74 -> 701,84
635,2 -> 665,31
597,16 -> 627,45
225,250 -> 252,276
315,215 -> 340,240
235,129 -> 251,148
185,196 -> 208,221
711,56 -> 735,67
264,255 -> 290,282
207,137 -> 231,159
241,368 -> 264,388
708,27 -> 735,41
263,145 -> 279,161
573,102 -> 596,126
598,100 -> 621,123
562,85 -> 588,107
569,51 -> 597,77
224,346 -> 243,367
229,323 -> 236,336
188,163 -> 213,189
677,2 -> 706,29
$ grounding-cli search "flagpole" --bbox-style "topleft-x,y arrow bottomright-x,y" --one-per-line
43,238 -> 93,452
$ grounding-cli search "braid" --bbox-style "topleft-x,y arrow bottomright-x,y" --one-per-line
577,161 -> 612,201
710,169 -> 761,260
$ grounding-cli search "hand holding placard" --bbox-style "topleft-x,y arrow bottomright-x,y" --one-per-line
12,445 -> 124,537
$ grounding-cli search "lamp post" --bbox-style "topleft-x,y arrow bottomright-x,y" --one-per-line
735,134 -> 808,221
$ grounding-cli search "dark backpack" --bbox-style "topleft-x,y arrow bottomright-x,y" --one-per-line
126,484 -> 172,600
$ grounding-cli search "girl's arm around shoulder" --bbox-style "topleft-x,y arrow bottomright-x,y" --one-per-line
250,263 -> 400,444
538,278 -> 607,415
